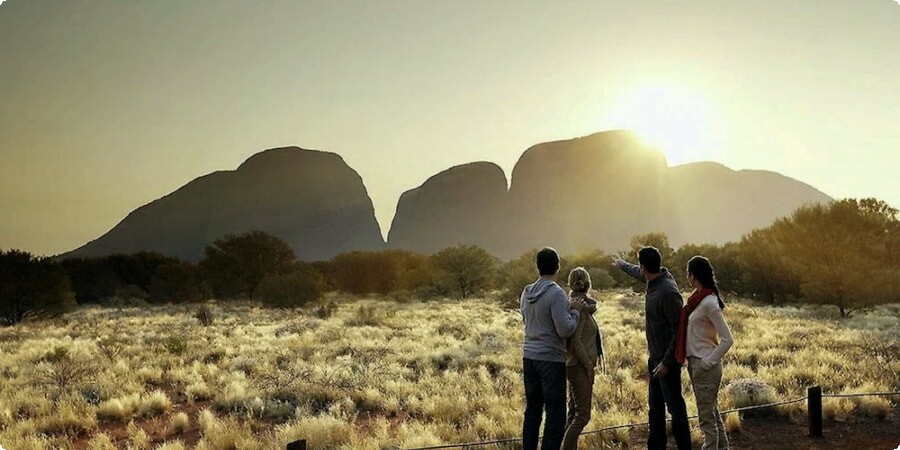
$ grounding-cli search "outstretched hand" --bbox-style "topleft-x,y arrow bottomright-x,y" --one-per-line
611,257 -> 626,268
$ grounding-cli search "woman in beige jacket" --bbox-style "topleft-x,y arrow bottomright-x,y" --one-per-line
680,256 -> 734,450
561,267 -> 604,450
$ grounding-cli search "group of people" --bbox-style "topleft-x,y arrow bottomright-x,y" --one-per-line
520,246 -> 734,450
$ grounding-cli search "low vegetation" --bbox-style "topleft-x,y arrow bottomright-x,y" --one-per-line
0,292 -> 896,449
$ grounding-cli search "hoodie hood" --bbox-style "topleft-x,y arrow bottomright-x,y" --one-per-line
524,278 -> 557,303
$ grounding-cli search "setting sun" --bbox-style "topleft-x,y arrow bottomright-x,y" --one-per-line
603,84 -> 721,165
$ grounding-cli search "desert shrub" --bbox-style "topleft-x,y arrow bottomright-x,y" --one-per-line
139,390 -> 171,417
255,268 -> 324,308
97,398 -> 132,422
86,433 -> 118,450
169,412 -> 190,435
200,231 -> 298,299
96,335 -> 126,361
61,252 -> 183,304
36,348 -> 94,390
0,250 -> 76,325
37,402 -> 97,437
314,300 -> 338,319
275,415 -> 353,448
345,305 -> 382,327
127,421 -> 151,449
186,381 -> 214,402
854,395 -> 891,419
149,261 -> 208,303
431,245 -> 498,298
325,250 -> 435,295
195,304 -> 214,326
724,378 -> 778,417
164,335 -> 188,355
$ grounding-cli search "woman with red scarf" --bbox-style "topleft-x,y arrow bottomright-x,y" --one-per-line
676,256 -> 734,450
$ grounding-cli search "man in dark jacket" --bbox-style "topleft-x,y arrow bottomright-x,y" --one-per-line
521,247 -> 583,450
613,246 -> 691,450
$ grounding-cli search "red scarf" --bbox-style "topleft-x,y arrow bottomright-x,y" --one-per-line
675,288 -> 713,365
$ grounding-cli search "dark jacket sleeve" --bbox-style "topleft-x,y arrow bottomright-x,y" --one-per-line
619,262 -> 647,282
662,290 -> 684,368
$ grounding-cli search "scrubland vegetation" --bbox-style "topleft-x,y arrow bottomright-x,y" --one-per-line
0,198 -> 898,448
0,292 -> 897,449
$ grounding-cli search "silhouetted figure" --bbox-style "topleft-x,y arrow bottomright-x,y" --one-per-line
679,256 -> 733,450
613,247 -> 692,450
521,247 -> 583,450
561,267 -> 604,450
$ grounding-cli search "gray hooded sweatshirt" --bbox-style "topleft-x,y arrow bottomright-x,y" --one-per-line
520,278 -> 581,363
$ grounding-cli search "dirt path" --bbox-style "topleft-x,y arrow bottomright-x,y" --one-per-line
629,411 -> 900,449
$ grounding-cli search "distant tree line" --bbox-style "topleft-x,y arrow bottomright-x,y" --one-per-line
0,198 -> 897,325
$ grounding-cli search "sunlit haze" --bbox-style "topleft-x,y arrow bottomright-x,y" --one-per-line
1,0 -> 898,255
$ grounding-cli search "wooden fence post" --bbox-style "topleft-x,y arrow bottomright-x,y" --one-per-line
807,386 -> 823,437
287,440 -> 307,450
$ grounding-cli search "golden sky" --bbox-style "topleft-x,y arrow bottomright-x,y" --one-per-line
1,0 -> 898,256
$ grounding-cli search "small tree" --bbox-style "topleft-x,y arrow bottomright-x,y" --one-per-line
200,231 -> 297,299
0,250 -> 76,326
629,232 -> 675,263
431,245 -> 497,298
735,228 -> 800,304
775,198 -> 900,317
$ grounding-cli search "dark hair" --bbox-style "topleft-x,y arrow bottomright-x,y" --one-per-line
687,255 -> 725,308
638,246 -> 662,273
536,247 -> 560,276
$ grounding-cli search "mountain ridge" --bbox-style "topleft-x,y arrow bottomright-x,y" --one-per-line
62,131 -> 831,261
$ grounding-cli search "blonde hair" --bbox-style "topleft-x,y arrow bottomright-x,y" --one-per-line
568,267 -> 591,294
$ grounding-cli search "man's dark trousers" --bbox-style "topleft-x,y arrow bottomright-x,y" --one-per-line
647,361 -> 692,450
523,358 -> 567,450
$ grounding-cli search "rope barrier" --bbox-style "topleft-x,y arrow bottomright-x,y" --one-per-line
823,391 -> 900,399
401,391 -> 900,450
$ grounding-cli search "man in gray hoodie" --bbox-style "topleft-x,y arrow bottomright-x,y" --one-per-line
521,247 -> 583,450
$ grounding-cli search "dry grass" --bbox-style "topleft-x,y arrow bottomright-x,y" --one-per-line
0,291 -> 896,449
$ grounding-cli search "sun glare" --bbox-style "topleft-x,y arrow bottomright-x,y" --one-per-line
602,84 -> 720,165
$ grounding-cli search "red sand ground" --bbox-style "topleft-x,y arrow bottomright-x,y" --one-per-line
631,410 -> 900,449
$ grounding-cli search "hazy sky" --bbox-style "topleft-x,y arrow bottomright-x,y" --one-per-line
2,0 -> 898,256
